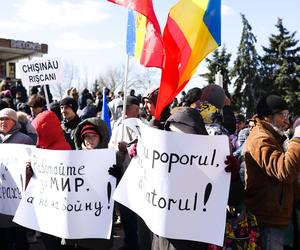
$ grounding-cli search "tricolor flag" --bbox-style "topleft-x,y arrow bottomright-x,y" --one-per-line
155,0 -> 221,119
107,0 -> 164,68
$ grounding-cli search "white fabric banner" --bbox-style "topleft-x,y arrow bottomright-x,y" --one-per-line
19,57 -> 64,86
0,144 -> 32,215
14,148 -> 116,239
114,120 -> 231,246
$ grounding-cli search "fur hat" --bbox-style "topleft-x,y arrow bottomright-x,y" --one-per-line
0,108 -> 17,122
60,97 -> 78,113
256,95 -> 288,118
200,84 -> 226,109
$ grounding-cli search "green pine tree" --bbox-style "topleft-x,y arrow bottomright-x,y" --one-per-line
262,18 -> 300,116
203,45 -> 232,98
231,14 -> 262,117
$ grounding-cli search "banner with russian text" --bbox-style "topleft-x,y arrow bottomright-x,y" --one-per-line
13,148 -> 116,239
114,119 -> 230,246
0,144 -> 32,216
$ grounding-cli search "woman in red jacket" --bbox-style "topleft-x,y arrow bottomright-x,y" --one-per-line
31,111 -> 71,250
32,110 -> 71,150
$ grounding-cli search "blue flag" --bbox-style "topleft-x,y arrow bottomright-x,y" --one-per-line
101,89 -> 112,138
126,9 -> 136,57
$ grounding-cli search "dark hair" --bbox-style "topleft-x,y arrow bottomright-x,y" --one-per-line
28,94 -> 46,108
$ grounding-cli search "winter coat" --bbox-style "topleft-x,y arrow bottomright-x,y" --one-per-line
74,117 -> 110,150
0,121 -> 34,228
0,122 -> 34,145
31,111 -> 71,150
79,104 -> 97,121
61,115 -> 81,149
244,118 -> 300,228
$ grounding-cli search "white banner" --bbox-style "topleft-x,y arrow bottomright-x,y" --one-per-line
14,148 -> 116,239
19,57 -> 64,86
0,144 -> 32,215
113,120 -> 230,246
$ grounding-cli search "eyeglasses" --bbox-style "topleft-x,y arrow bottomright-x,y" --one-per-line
275,111 -> 290,119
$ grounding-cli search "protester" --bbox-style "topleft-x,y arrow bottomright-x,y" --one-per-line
31,110 -> 71,250
73,117 -> 121,250
50,101 -> 62,121
197,85 -> 256,249
27,94 -> 47,118
60,97 -> 81,149
0,108 -> 34,250
152,107 -> 243,249
70,87 -> 79,103
183,87 -> 202,108
32,111 -> 71,150
0,108 -> 34,145
74,117 -> 110,150
108,91 -> 124,123
17,111 -> 37,143
78,88 -> 93,110
79,100 -> 98,121
142,87 -> 170,129
0,98 -> 9,110
109,96 -> 141,250
151,107 -> 208,250
244,94 -> 300,249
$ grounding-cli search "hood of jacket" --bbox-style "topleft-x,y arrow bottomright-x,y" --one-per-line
32,111 -> 71,150
74,117 -> 109,150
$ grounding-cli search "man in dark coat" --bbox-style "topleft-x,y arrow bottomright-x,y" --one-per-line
60,97 -> 81,149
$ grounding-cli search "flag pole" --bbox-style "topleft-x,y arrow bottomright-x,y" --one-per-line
121,54 -> 130,141
43,85 -> 51,110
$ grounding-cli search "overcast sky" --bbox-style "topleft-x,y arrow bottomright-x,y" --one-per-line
1,0 -> 300,91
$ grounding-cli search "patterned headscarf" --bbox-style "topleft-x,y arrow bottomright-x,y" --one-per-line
197,101 -> 222,124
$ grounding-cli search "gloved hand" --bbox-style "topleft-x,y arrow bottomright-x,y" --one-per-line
129,143 -> 137,158
118,141 -> 128,154
108,164 -> 122,180
224,155 -> 240,181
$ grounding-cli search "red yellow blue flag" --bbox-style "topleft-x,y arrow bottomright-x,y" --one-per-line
155,0 -> 221,119
107,0 -> 164,68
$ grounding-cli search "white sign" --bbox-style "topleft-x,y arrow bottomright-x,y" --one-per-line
0,144 -> 32,215
19,57 -> 64,86
14,148 -> 116,239
113,120 -> 230,246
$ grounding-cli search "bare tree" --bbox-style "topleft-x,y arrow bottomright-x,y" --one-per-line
50,61 -> 80,99
95,64 -> 160,95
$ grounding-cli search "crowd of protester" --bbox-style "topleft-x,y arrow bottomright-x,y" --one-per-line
0,76 -> 300,250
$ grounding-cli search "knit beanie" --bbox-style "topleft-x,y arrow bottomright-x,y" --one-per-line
60,97 -> 78,113
81,124 -> 99,139
200,84 -> 226,109
0,108 -> 17,122
256,95 -> 288,118
164,107 -> 208,135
